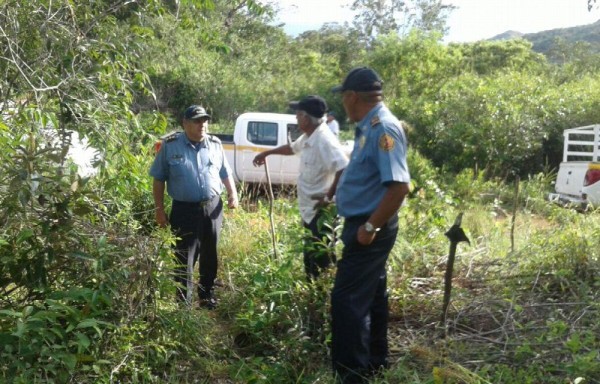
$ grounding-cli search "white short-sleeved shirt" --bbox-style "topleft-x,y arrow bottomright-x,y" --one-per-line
327,119 -> 340,136
290,123 -> 349,223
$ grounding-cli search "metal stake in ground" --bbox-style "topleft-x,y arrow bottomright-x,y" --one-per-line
440,213 -> 470,330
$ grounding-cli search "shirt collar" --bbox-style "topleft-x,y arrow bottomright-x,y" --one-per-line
182,133 -> 208,148
303,123 -> 328,146
357,102 -> 384,130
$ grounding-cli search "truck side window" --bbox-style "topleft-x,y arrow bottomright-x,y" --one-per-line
247,121 -> 278,146
287,124 -> 301,143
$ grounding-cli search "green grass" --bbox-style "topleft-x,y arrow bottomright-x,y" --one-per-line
2,174 -> 599,383
158,181 -> 598,383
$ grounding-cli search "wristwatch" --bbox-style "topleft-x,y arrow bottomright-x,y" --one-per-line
364,221 -> 380,233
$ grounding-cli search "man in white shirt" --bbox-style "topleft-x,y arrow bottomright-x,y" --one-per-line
253,95 -> 349,280
326,111 -> 340,137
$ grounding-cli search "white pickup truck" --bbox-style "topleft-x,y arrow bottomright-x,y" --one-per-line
214,112 -> 353,185
548,124 -> 600,208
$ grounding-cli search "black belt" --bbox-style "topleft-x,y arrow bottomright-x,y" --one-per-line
173,196 -> 217,207
344,215 -> 370,223
344,214 -> 398,228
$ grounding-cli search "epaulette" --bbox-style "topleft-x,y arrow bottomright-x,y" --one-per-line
208,135 -> 221,144
370,116 -> 381,128
154,132 -> 179,155
163,132 -> 179,143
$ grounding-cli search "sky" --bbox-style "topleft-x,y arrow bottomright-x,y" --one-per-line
273,0 -> 600,43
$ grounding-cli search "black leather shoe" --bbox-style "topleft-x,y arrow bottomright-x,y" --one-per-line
199,296 -> 217,310
199,286 -> 217,310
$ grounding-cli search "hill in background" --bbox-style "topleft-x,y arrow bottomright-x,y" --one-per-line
489,19 -> 600,55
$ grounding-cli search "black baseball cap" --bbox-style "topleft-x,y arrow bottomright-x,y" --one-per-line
184,105 -> 211,120
331,67 -> 383,93
289,95 -> 328,119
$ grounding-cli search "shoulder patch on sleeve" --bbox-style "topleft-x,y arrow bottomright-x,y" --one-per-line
379,133 -> 395,152
370,116 -> 381,128
153,141 -> 162,155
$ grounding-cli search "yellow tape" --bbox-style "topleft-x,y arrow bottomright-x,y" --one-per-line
222,144 -> 267,153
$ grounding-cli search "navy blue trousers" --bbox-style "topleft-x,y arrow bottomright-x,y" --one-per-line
331,216 -> 398,383
302,209 -> 337,280
169,196 -> 223,301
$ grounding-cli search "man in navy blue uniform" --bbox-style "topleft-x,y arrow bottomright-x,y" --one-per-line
330,68 -> 410,382
150,105 -> 238,309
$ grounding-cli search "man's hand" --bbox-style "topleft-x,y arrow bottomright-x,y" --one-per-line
253,153 -> 266,167
155,207 -> 168,228
357,224 -> 377,245
228,195 -> 239,209
312,194 -> 332,209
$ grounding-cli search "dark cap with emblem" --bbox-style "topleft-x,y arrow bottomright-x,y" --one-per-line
289,95 -> 328,119
183,105 -> 211,120
331,67 -> 383,93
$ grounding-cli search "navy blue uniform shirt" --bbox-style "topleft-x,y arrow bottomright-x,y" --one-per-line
336,103 -> 410,218
149,132 -> 232,202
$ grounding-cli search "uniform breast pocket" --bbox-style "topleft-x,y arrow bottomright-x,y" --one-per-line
168,156 -> 186,177
352,148 -> 368,163
351,150 -> 371,174
207,152 -> 220,169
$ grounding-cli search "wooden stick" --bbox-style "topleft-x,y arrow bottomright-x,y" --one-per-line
186,240 -> 198,306
264,160 -> 278,259
510,176 -> 520,253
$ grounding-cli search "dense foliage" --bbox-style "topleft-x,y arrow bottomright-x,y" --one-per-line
1,0 -> 599,383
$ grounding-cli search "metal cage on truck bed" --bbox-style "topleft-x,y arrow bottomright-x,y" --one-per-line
549,124 -> 600,208
562,124 -> 600,162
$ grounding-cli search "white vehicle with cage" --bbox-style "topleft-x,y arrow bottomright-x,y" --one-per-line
548,124 -> 600,207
